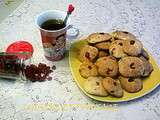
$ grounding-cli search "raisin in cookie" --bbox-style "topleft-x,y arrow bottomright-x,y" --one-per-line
84,77 -> 108,96
139,56 -> 153,77
102,77 -> 123,97
95,56 -> 118,77
78,45 -> 98,62
123,39 -> 143,56
79,61 -> 98,78
94,41 -> 111,51
118,57 -> 145,77
119,76 -> 143,93
109,40 -> 127,58
87,33 -> 112,44
112,31 -> 136,40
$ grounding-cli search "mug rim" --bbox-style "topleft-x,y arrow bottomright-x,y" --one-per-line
35,10 -> 70,33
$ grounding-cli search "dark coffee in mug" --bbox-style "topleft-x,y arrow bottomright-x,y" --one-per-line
41,19 -> 66,30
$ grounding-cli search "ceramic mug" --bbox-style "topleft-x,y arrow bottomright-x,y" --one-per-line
36,10 -> 79,61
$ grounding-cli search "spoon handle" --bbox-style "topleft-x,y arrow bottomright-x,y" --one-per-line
64,4 -> 74,24
64,12 -> 70,24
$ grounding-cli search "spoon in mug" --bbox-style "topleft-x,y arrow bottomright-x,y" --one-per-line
64,4 -> 75,25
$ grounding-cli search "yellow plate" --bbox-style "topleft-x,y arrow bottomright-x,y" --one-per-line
69,40 -> 160,102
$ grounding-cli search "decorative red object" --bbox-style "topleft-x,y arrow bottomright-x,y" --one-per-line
68,4 -> 74,13
6,41 -> 33,60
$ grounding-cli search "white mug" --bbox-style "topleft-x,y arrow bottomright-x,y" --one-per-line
36,10 -> 78,61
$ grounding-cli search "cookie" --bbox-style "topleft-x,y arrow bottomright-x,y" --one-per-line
112,31 -> 136,40
84,77 -> 108,96
94,41 -> 111,51
141,49 -> 149,60
79,61 -> 98,78
123,39 -> 143,56
119,76 -> 143,93
95,56 -> 118,77
118,57 -> 145,77
78,45 -> 98,62
87,33 -> 112,44
102,77 -> 123,97
139,56 -> 153,77
109,40 -> 127,58
98,51 -> 109,57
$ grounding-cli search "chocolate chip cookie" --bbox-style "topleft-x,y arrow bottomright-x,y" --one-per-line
123,39 -> 143,56
87,33 -> 112,44
94,41 -> 111,51
98,51 -> 109,57
112,31 -> 136,40
139,56 -> 153,77
102,77 -> 123,97
78,45 -> 98,62
119,76 -> 143,93
141,49 -> 149,60
79,61 -> 98,78
109,40 -> 127,58
84,77 -> 108,96
118,57 -> 145,77
95,56 -> 118,77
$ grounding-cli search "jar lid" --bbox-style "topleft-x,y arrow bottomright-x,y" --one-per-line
6,41 -> 34,60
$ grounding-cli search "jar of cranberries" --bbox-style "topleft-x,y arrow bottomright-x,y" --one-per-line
0,41 -> 54,82
0,52 -> 30,80
0,52 -> 54,82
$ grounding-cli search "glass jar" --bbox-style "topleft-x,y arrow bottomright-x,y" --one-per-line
0,52 -> 30,80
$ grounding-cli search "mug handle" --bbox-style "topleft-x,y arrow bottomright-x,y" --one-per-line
67,25 -> 79,39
